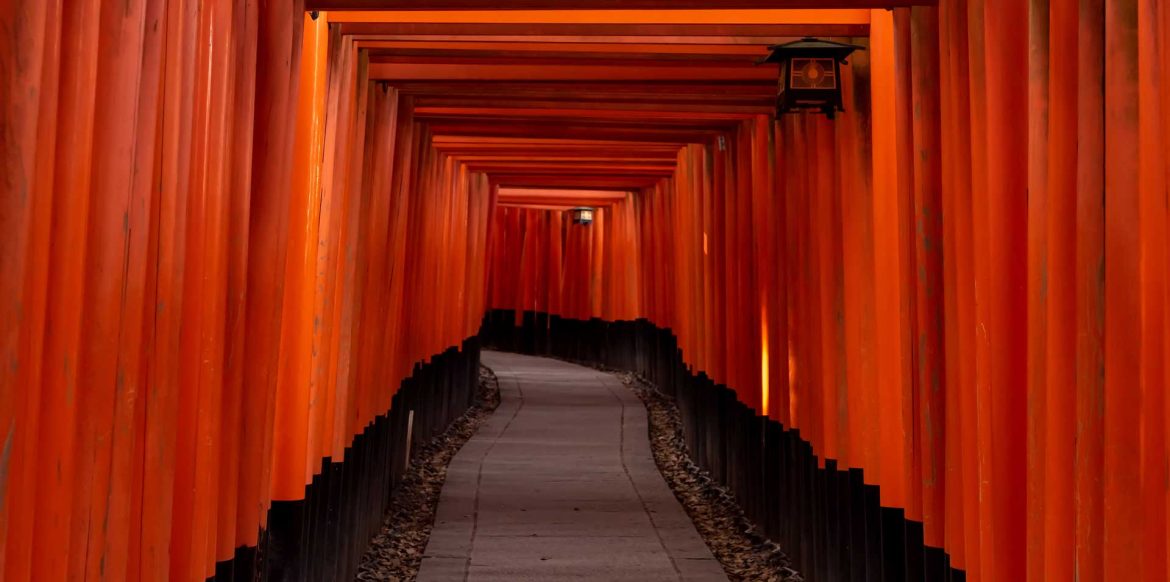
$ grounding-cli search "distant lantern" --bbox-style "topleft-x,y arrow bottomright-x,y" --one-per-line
760,37 -> 863,120
570,207 -> 594,225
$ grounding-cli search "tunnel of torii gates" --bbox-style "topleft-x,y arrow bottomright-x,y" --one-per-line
2,1 -> 1170,581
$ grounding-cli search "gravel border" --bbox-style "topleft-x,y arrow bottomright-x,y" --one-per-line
355,366 -> 501,581
616,370 -> 803,582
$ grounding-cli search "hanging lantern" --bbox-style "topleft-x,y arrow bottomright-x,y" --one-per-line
570,207 -> 594,225
760,37 -> 863,120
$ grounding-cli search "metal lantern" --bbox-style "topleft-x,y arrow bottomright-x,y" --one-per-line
570,207 -> 594,225
760,38 -> 863,120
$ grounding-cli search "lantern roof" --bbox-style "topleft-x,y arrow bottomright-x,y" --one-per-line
759,37 -> 864,64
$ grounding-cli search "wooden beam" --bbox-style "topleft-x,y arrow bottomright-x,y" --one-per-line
490,174 -> 662,189
391,82 -> 777,104
355,40 -> 775,55
426,123 -> 725,141
346,32 -> 836,44
315,2 -> 921,10
414,106 -> 754,121
326,8 -> 872,22
370,62 -> 777,81
339,22 -> 869,38
496,202 -> 621,209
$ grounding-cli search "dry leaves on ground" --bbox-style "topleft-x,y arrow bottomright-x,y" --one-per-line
355,366 -> 500,582
617,371 -> 803,582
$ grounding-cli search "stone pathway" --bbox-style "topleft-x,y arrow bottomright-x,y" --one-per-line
418,351 -> 727,582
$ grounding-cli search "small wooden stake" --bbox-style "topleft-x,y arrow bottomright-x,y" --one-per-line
405,410 -> 415,471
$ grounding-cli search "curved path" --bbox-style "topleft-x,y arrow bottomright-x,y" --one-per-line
418,351 -> 727,581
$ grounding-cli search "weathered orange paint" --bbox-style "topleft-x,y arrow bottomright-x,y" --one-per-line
1074,0 -> 1107,577
938,0 -> 973,568
1103,2 -> 1142,579
34,2 -> 102,579
869,8 -> 910,511
1038,0 -> 1074,579
1136,3 -> 1167,579
909,5 -> 945,548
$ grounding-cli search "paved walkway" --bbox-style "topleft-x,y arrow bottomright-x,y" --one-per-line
418,351 -> 727,581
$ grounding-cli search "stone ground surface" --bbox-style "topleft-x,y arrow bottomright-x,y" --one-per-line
418,351 -> 727,582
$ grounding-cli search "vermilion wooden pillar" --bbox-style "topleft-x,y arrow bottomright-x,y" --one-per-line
1074,0 -> 1107,578
1102,1 -> 1142,578
0,1 -> 55,579
987,0 -> 1029,577
909,6 -> 945,553
1025,1 -> 1051,574
33,1 -> 103,580
937,0 -> 967,571
837,38 -> 876,478
869,7 -> 910,514
1136,2 -> 1168,579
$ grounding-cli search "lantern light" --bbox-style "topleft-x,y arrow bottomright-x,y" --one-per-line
570,207 -> 595,225
759,37 -> 864,120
